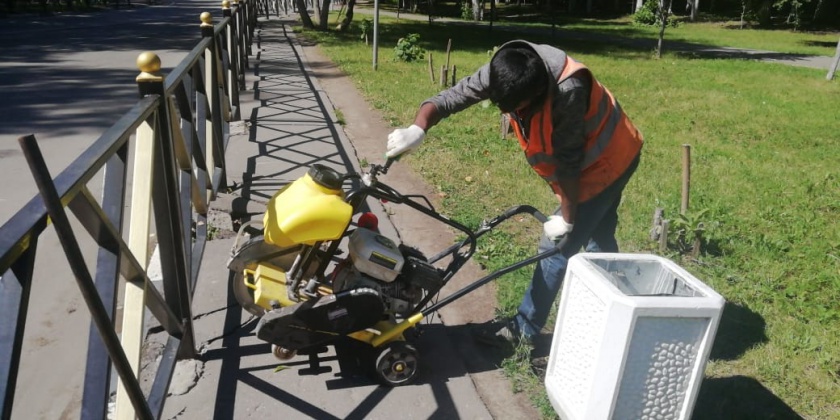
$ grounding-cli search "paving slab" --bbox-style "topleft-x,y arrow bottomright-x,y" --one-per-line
155,16 -> 512,419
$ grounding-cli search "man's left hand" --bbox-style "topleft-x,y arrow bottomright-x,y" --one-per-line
543,215 -> 573,242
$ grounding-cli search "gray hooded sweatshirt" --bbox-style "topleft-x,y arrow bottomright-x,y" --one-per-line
421,40 -> 590,179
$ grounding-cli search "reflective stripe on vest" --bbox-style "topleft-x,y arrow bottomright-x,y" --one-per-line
509,56 -> 643,201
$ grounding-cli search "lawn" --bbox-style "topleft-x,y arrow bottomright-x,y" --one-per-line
356,2 -> 840,56
298,12 -> 840,419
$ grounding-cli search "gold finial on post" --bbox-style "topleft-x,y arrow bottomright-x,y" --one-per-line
222,0 -> 230,9
200,12 -> 213,27
136,52 -> 163,82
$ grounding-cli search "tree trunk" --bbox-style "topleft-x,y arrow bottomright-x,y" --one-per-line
296,0 -> 315,28
472,0 -> 481,20
757,0 -> 771,26
685,0 -> 698,20
319,0 -> 332,29
656,0 -> 673,59
337,0 -> 357,30
812,0 -> 824,21
740,1 -> 746,28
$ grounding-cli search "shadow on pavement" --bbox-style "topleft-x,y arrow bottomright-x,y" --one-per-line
239,22 -> 364,204
204,273 -> 488,419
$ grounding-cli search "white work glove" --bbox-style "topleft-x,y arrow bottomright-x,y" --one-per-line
386,124 -> 425,158
543,215 -> 574,242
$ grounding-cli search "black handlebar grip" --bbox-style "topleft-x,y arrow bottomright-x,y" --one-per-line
500,205 -> 548,223
553,236 -> 570,250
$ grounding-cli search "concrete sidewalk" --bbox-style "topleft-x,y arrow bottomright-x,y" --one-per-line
152,16 -> 535,419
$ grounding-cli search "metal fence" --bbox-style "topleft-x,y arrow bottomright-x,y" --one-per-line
0,0 -> 260,418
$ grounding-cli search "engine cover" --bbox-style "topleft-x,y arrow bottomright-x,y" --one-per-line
348,228 -> 404,282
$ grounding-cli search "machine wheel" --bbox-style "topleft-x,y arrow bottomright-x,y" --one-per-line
271,344 -> 297,361
372,341 -> 419,386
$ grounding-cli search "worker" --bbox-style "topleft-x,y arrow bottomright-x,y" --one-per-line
385,40 -> 643,345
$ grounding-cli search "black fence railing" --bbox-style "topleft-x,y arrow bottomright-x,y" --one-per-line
0,0 -> 264,418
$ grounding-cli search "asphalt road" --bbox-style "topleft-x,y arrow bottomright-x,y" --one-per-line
0,0 -> 221,220
0,2 -> 223,418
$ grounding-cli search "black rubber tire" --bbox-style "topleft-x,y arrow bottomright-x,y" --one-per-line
271,344 -> 297,360
372,341 -> 420,386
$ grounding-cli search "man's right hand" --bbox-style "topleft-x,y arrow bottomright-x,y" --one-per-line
386,125 -> 425,158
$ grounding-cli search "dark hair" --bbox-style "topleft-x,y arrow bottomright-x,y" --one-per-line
488,47 -> 549,113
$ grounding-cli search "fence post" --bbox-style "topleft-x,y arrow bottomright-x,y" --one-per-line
224,0 -> 246,94
113,51 -> 166,420
139,49 -> 197,360
201,12 -> 229,195
18,134 -> 155,420
0,250 -> 37,420
233,0 -> 250,71
238,0 -> 252,57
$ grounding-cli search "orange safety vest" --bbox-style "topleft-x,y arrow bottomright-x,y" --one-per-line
509,57 -> 643,202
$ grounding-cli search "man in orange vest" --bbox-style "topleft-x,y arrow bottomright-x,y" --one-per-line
386,40 -> 643,345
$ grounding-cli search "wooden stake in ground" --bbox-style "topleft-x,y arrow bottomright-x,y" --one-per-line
445,38 -> 452,71
650,207 -> 664,241
500,113 -> 510,139
681,144 -> 691,215
428,52 -> 435,83
659,219 -> 670,253
441,38 -> 452,87
451,65 -> 457,87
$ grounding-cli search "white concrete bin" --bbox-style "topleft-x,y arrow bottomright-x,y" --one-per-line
544,253 -> 725,420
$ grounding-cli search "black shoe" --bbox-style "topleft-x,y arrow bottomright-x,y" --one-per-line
531,356 -> 549,380
471,318 -> 532,348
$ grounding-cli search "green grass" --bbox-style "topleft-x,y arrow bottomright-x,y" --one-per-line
554,16 -> 840,56
356,3 -> 840,56
298,15 -> 840,419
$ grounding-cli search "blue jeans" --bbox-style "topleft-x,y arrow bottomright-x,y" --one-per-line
515,154 -> 640,338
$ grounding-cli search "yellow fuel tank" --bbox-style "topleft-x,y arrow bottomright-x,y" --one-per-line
263,165 -> 353,247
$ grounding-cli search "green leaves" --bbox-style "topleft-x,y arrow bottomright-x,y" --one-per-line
359,18 -> 372,41
393,33 -> 425,62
